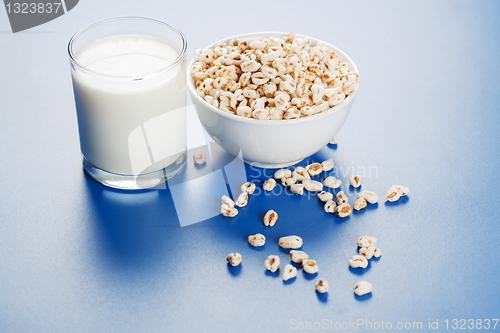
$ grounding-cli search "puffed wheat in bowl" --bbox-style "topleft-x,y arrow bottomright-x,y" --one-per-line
187,32 -> 359,168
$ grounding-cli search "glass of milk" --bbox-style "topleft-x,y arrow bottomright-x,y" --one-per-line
68,17 -> 187,189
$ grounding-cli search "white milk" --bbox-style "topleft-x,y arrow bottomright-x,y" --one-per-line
72,34 -> 186,175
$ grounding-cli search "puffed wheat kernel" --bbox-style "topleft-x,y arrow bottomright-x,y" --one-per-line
265,255 -> 280,273
221,204 -> 238,217
221,195 -> 235,208
324,200 -> 337,213
321,159 -> 334,171
292,166 -> 310,181
290,250 -> 309,264
371,246 -> 382,258
281,176 -> 296,187
303,179 -> 323,192
283,264 -> 297,281
306,162 -> 323,176
357,191 -> 379,204
193,152 -> 206,165
315,278 -> 329,293
279,235 -> 303,249
263,210 -> 278,227
323,176 -> 342,189
349,255 -> 368,269
354,281 -> 373,296
274,169 -> 292,180
262,178 -> 277,191
357,236 -> 377,248
358,247 -> 373,260
317,191 -> 334,202
385,188 -> 400,202
329,136 -> 338,144
349,175 -> 361,188
241,182 -> 256,194
335,203 -> 351,217
235,192 -> 249,207
336,191 -> 349,205
248,233 -> 266,247
353,198 -> 367,211
227,253 -> 242,266
302,259 -> 319,274
290,183 -> 304,195
393,185 -> 410,196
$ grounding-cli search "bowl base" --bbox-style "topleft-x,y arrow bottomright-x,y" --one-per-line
244,158 -> 304,169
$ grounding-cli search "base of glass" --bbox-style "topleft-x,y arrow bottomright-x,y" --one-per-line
82,152 -> 186,190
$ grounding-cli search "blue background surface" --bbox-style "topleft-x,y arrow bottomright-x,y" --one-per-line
1,0 -> 500,332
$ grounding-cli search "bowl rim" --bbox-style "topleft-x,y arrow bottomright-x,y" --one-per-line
187,31 -> 360,126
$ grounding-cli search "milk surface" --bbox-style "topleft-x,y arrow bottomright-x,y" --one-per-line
72,34 -> 186,175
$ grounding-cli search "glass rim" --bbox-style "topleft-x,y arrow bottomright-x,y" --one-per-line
68,16 -> 187,80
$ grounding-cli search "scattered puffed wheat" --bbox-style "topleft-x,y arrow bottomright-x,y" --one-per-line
349,255 -> 368,269
303,179 -> 323,192
264,255 -> 280,273
263,210 -> 278,227
241,182 -> 256,194
306,162 -> 323,176
292,166 -> 310,181
323,176 -> 342,189
290,250 -> 309,264
221,204 -> 238,217
358,247 -> 373,260
315,278 -> 329,293
302,259 -> 319,274
393,185 -> 410,196
353,197 -> 367,211
226,253 -> 242,266
193,152 -> 206,165
353,281 -> 373,296
290,183 -> 304,195
235,192 -> 249,207
335,203 -> 351,217
317,191 -> 334,202
349,175 -> 361,188
357,191 -> 379,204
385,186 -> 401,202
321,159 -> 334,171
281,177 -> 296,187
262,178 -> 277,191
324,200 -> 337,213
336,191 -> 349,205
248,233 -> 266,247
274,169 -> 292,180
279,235 -> 303,249
370,246 -> 382,258
283,264 -> 297,281
357,236 -> 377,248
221,195 -> 235,208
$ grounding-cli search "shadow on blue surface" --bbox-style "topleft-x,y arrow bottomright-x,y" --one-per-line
316,292 -> 328,303
247,243 -> 266,251
264,269 -> 280,278
83,173 -> 181,278
384,196 -> 409,207
327,143 -> 338,150
354,293 -> 372,301
302,270 -> 318,280
278,246 -> 302,254
348,264 -> 371,276
227,264 -> 242,277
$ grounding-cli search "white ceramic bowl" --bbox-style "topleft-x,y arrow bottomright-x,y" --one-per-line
187,32 -> 359,168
